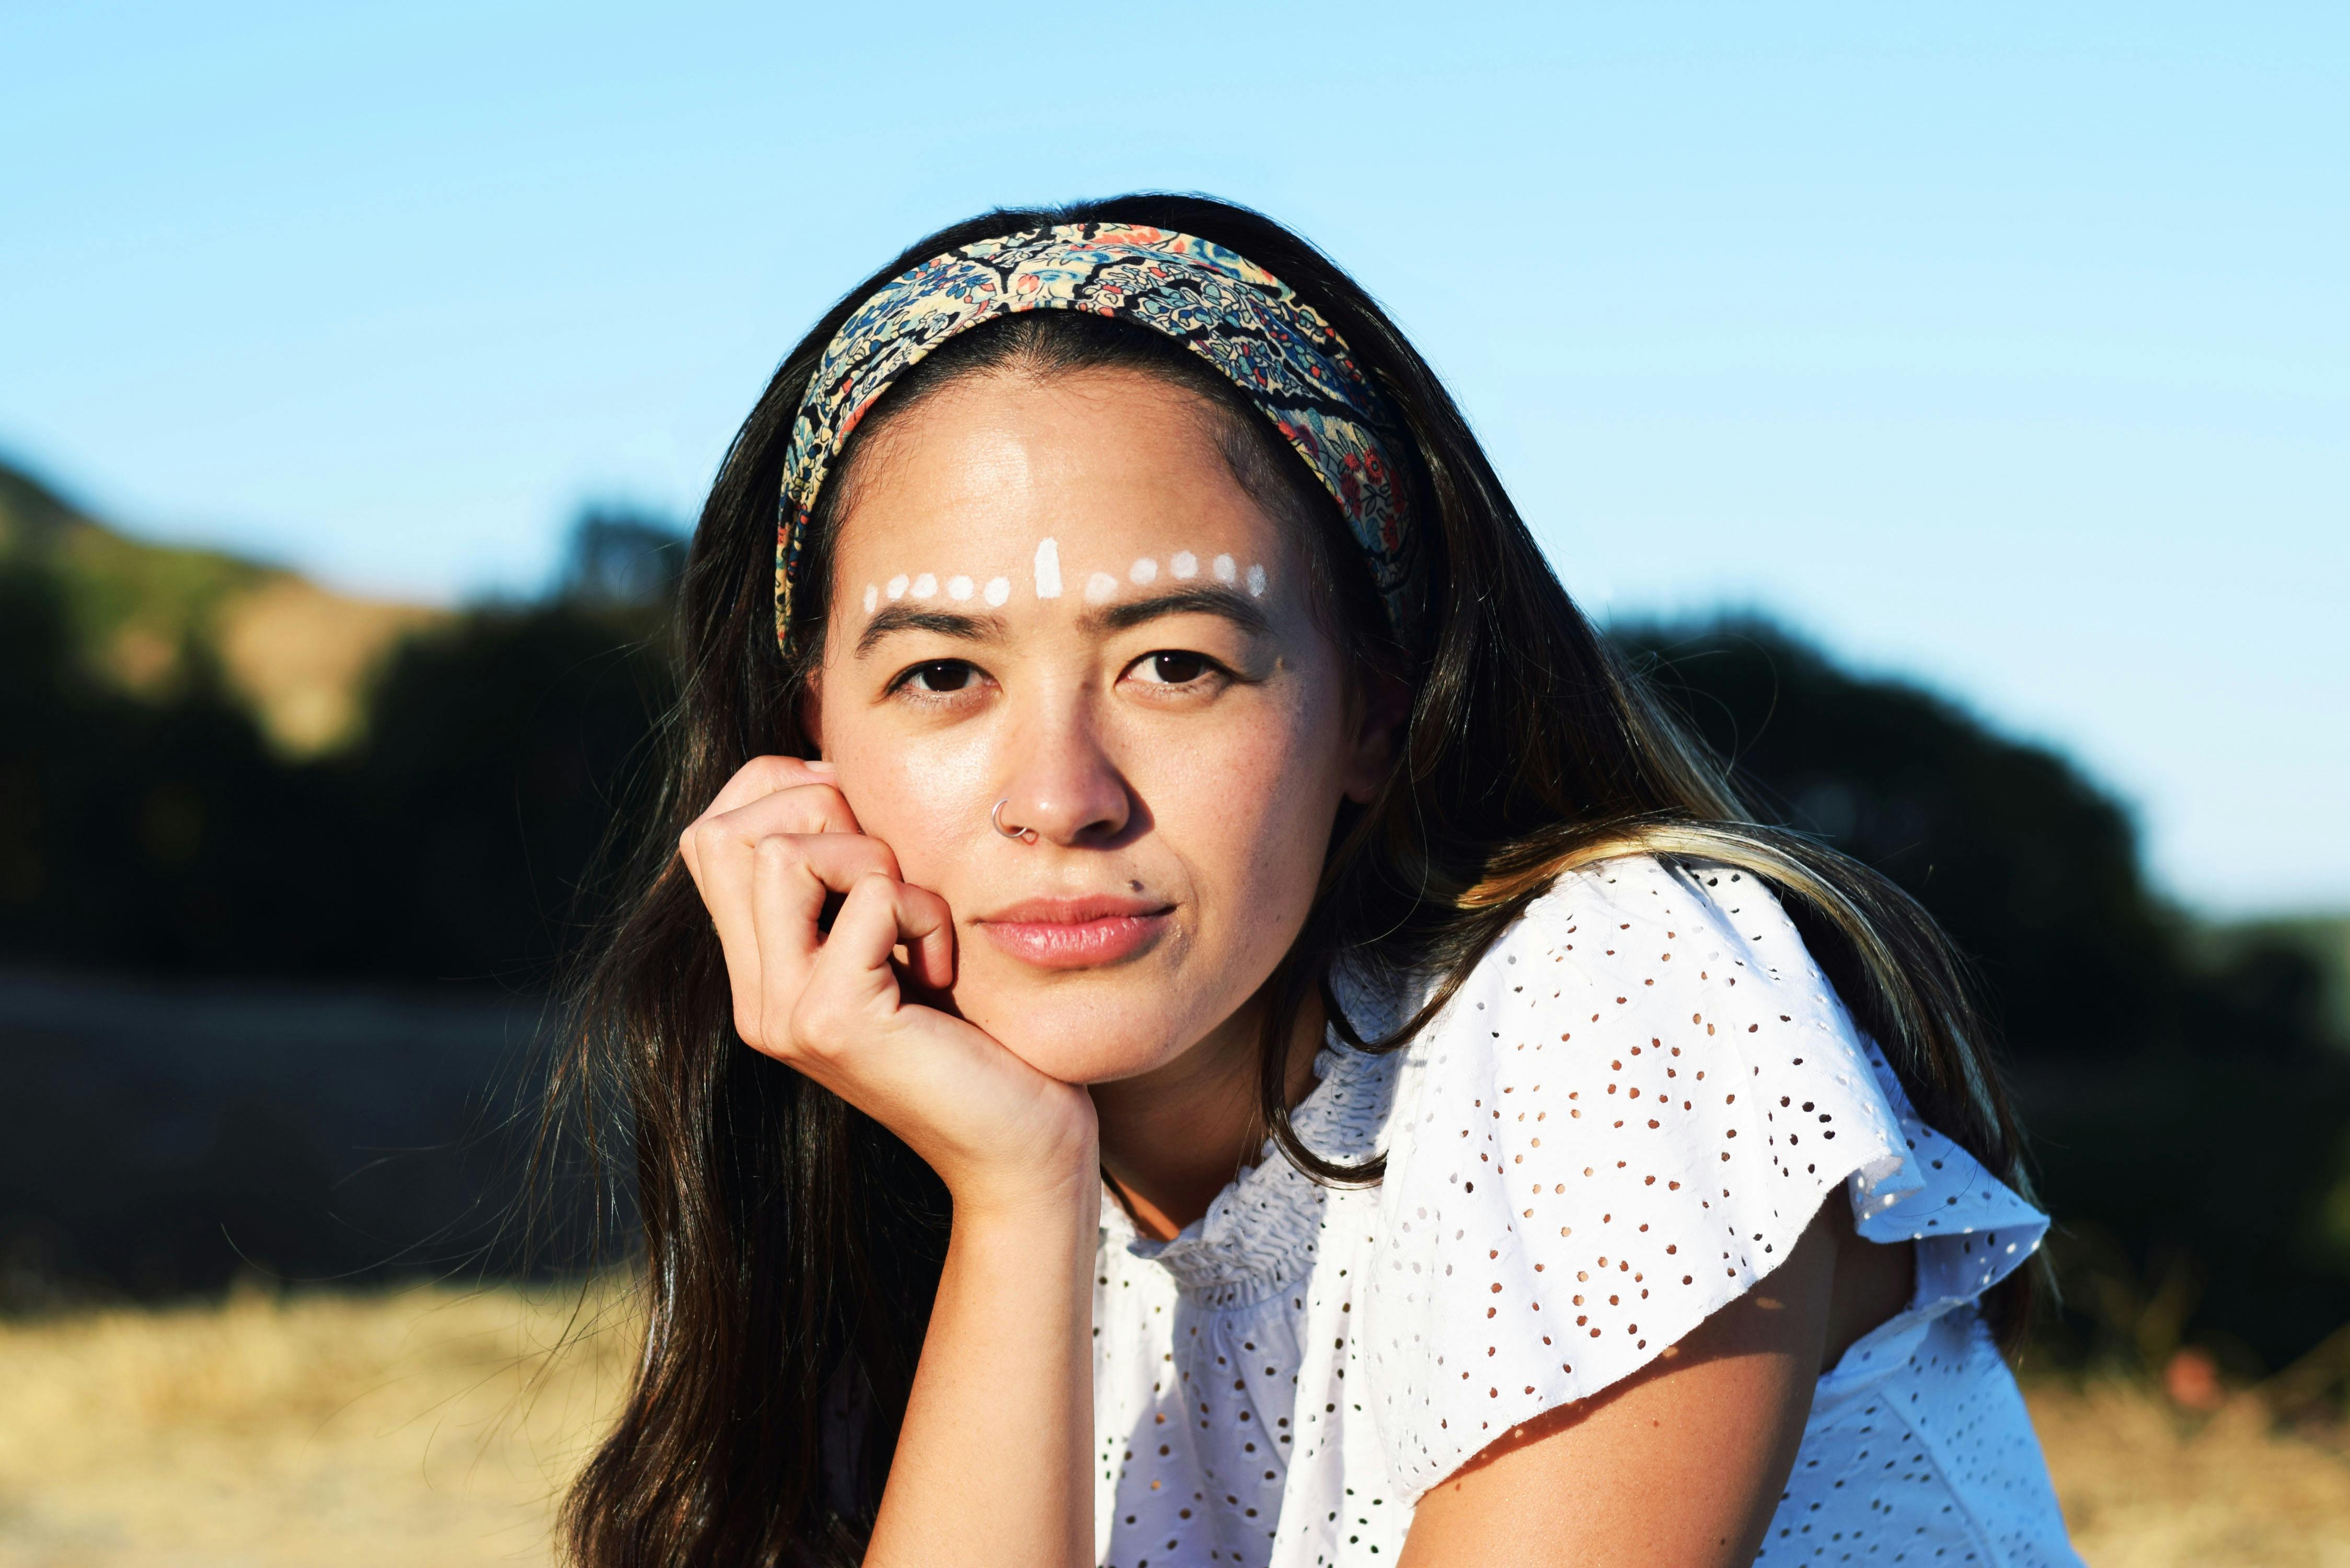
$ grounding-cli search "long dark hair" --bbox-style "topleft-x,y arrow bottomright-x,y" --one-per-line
554,194 -> 2035,1567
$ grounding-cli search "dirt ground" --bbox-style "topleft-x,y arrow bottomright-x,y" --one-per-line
2,1285 -> 2345,1567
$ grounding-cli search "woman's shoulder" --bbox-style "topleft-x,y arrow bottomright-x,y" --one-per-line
1507,852 -> 1829,1002
1352,852 -> 2051,1500
1409,852 -> 1875,1083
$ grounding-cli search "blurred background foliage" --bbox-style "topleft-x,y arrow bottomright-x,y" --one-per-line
1616,625 -> 2350,1401
3,456 -> 2346,1405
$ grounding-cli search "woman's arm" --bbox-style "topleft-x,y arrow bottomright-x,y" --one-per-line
682,755 -> 1098,1567
867,1166 -> 1099,1567
1399,1203 -> 1842,1568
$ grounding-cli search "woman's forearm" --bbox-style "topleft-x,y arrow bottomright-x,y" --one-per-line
865,1169 -> 1100,1568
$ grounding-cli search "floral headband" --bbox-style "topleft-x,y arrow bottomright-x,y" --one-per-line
774,223 -> 1416,646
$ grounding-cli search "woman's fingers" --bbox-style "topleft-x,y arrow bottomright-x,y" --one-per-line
681,780 -> 862,883
743,834 -> 907,1050
704,753 -> 837,820
681,782 -> 869,1008
691,834 -> 769,1036
847,872 -> 956,993
683,780 -> 865,890
797,873 -> 958,1039
785,874 -> 1093,1212
672,757 -> 889,1054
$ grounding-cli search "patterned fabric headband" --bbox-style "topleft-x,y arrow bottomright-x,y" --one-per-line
775,223 -> 1416,646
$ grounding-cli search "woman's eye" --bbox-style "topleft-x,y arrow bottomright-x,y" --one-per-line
1138,651 -> 1212,685
904,660 -> 978,693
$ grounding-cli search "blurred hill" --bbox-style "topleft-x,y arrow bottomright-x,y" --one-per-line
0,460 -> 678,979
0,459 -> 443,756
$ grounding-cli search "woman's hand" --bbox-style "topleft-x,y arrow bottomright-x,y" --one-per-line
678,754 -> 1098,1214
681,753 -> 1101,1566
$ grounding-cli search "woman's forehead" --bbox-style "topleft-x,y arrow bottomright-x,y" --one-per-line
827,372 -> 1293,612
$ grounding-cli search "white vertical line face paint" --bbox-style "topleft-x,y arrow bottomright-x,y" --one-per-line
886,574 -> 909,601
863,584 -> 879,614
1129,557 -> 1158,585
912,573 -> 938,598
1212,554 -> 1237,584
1084,571 -> 1119,605
948,575 -> 974,601
1246,563 -> 1268,597
1033,537 -> 1063,598
1171,551 -> 1198,580
983,576 -> 1011,607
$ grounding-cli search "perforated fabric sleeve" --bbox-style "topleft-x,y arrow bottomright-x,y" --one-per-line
1360,857 -> 1932,1499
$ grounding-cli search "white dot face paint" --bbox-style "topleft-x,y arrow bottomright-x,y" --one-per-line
948,574 -> 974,601
886,574 -> 909,601
1129,557 -> 1158,585
1033,537 -> 1063,598
983,575 -> 1011,607
1246,563 -> 1268,597
863,584 -> 879,614
1171,551 -> 1198,580
1212,554 -> 1237,584
912,573 -> 938,599
1084,571 -> 1119,605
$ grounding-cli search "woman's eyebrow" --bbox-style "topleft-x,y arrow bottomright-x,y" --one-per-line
855,606 -> 1006,656
1089,586 -> 1274,637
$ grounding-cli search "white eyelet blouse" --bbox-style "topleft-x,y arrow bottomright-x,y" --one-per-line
1091,856 -> 2082,1566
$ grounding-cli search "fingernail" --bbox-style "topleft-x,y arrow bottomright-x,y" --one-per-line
803,756 -> 836,774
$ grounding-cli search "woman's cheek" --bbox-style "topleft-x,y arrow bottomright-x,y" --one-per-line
1184,715 -> 1337,924
842,741 -> 987,888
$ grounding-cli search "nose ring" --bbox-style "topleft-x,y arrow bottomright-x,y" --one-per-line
992,798 -> 1037,844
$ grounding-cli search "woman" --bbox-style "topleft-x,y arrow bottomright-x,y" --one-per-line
560,195 -> 2080,1566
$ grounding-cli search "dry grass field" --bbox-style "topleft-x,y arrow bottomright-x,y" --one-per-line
2,1285 -> 2346,1566
0,1285 -> 632,1568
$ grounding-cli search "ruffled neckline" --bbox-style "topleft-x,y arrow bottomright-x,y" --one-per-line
1111,1040 -> 1398,1309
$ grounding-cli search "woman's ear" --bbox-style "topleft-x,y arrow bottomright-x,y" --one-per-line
1341,668 -> 1410,804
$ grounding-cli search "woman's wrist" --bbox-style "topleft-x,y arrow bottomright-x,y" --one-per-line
947,1133 -> 1104,1233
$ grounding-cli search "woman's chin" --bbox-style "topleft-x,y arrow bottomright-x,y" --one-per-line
952,986 -> 1199,1087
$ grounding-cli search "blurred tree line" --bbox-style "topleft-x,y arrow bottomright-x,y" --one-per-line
1617,625 -> 2350,1390
2,494 -> 2346,1385
0,511 -> 681,984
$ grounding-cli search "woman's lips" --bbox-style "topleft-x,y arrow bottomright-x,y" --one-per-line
974,895 -> 1175,970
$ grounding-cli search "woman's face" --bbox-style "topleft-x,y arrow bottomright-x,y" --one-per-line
807,367 -> 1391,1085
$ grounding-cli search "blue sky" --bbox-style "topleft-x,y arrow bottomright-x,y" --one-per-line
4,3 -> 2343,914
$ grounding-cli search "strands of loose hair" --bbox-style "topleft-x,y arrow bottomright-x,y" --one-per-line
547,193 -> 2036,1568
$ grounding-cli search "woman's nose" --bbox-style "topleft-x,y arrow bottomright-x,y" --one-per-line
997,706 -> 1134,848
